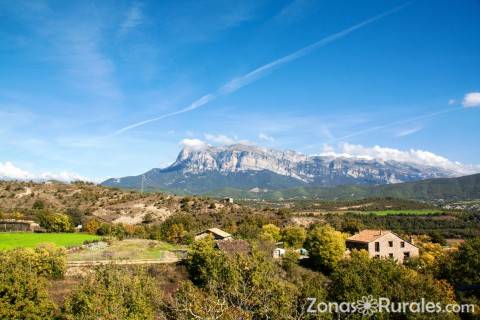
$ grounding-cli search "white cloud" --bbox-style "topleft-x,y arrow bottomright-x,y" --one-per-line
258,133 -> 275,142
0,161 -> 89,182
448,99 -> 456,105
320,143 -> 478,175
204,133 -> 236,145
0,161 -> 32,180
180,138 -> 207,150
203,133 -> 251,146
119,3 -> 143,36
462,92 -> 480,108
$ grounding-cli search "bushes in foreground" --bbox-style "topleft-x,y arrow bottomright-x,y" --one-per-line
0,244 -> 66,319
62,266 -> 159,320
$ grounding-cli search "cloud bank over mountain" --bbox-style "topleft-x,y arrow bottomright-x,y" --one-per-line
0,161 -> 88,182
320,143 -> 478,175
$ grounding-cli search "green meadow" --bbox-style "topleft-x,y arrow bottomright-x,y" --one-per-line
0,232 -> 100,250
364,209 -> 443,216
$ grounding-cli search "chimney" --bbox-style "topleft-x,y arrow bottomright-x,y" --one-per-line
409,236 -> 414,245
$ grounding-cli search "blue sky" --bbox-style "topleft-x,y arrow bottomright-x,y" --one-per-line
0,0 -> 479,181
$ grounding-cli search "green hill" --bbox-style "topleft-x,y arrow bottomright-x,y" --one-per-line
208,173 -> 480,201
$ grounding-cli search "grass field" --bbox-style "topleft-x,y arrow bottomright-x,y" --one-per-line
67,239 -> 186,261
363,209 -> 443,216
0,232 -> 101,250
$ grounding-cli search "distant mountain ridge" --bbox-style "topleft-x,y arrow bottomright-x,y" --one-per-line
207,173 -> 480,201
102,144 -> 465,194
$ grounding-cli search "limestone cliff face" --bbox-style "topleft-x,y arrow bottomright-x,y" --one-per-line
167,144 -> 455,185
102,144 -> 461,193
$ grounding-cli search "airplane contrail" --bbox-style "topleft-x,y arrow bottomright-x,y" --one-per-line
332,107 -> 457,142
113,2 -> 413,136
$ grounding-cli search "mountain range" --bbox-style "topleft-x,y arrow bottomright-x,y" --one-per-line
102,144 -> 475,199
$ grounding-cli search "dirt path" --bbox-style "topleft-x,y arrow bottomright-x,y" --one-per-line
15,187 -> 32,198
67,251 -> 180,267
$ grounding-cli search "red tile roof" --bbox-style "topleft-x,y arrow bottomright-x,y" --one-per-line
347,230 -> 392,243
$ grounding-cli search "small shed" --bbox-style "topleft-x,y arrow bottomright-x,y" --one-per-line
195,228 -> 233,241
0,219 -> 40,232
272,247 -> 286,259
223,197 -> 234,204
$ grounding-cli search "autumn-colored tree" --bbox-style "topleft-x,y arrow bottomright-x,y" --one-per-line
0,247 -> 63,319
406,242 -> 445,274
304,224 -> 346,272
62,266 -> 160,320
282,225 -> 307,248
173,281 -> 251,320
259,223 -> 281,242
329,250 -> 459,320
83,218 -> 101,234
38,212 -> 73,232
167,223 -> 185,244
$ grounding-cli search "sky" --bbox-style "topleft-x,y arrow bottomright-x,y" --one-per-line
0,0 -> 479,182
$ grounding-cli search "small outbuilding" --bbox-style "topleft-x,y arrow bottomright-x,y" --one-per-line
0,219 -> 40,232
272,247 -> 286,259
223,197 -> 234,204
195,228 -> 233,241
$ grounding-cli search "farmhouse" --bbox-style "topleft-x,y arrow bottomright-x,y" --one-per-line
346,229 -> 419,263
0,219 -> 40,232
194,228 -> 233,241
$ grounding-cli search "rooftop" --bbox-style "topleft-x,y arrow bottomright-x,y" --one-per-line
205,228 -> 232,238
347,230 -> 392,243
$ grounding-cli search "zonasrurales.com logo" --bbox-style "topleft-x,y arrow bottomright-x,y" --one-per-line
307,296 -> 475,315
356,295 -> 378,316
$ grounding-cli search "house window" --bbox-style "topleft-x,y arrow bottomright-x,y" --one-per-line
388,241 -> 393,247
400,241 -> 405,248
389,253 -> 394,258
375,254 -> 380,258
375,242 -> 380,252
403,252 -> 410,261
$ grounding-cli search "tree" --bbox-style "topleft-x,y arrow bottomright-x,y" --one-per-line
304,224 -> 346,272
173,281 -> 249,320
406,242 -> 445,275
167,223 -> 185,244
0,248 -> 60,319
439,237 -> 480,310
185,237 -> 300,319
96,222 -> 112,236
62,266 -> 159,320
259,223 -> 281,242
281,225 -> 307,248
142,213 -> 154,224
38,212 -> 73,232
186,235 -> 228,286
440,238 -> 480,288
329,250 -> 459,319
32,199 -> 45,210
0,244 -> 67,279
66,208 -> 84,226
83,218 -> 101,234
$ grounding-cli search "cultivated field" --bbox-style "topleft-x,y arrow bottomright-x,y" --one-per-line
0,232 -> 100,250
362,209 -> 444,216
67,239 -> 185,263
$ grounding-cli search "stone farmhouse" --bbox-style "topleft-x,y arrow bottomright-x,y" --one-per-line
346,230 -> 419,263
